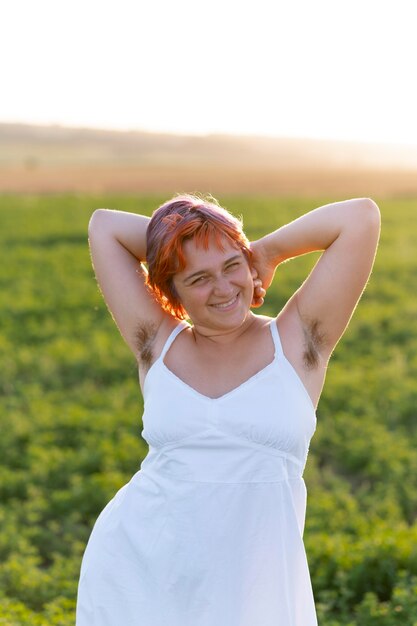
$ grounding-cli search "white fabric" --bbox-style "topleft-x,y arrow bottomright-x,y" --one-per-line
76,316 -> 318,626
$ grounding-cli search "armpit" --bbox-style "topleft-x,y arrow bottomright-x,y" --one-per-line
135,322 -> 158,368
302,319 -> 326,370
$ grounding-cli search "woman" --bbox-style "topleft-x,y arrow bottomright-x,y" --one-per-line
76,193 -> 380,626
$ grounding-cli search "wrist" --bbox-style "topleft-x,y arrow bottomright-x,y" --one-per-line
255,232 -> 285,267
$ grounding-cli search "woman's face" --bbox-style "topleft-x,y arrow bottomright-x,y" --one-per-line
172,235 -> 255,332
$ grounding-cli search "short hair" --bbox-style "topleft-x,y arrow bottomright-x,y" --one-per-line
145,193 -> 252,319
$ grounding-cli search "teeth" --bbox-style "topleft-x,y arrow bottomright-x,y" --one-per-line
212,294 -> 238,308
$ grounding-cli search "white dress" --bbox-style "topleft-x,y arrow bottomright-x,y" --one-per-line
76,317 -> 318,626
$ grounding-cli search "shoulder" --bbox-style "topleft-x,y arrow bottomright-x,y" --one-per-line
247,312 -> 275,331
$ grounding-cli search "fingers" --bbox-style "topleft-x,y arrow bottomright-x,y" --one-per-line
253,279 -> 266,298
251,296 -> 265,308
251,277 -> 266,308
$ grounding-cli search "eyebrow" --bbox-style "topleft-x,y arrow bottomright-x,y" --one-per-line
183,254 -> 242,284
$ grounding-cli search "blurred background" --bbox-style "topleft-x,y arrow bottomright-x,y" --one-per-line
1,0 -> 417,197
1,1 -> 417,625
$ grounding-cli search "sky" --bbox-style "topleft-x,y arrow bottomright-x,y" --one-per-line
2,0 -> 417,145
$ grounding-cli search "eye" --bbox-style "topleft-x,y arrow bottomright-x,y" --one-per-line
226,262 -> 240,271
192,275 -> 208,285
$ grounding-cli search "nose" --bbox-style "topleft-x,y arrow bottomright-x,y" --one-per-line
212,275 -> 234,296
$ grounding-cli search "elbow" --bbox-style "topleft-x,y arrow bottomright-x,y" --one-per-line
88,208 -> 110,234
359,197 -> 381,218
366,198 -> 381,231
354,197 -> 381,230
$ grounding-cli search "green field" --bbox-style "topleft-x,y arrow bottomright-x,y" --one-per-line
1,194 -> 417,625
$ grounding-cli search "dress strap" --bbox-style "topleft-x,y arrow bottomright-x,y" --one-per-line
269,318 -> 284,358
159,320 -> 189,360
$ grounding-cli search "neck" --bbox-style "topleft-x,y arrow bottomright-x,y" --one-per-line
190,312 -> 257,346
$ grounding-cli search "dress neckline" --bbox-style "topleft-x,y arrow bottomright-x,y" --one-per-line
162,356 -> 277,402
161,319 -> 277,402
143,316 -> 317,412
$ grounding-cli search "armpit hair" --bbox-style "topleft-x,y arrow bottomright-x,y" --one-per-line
134,322 -> 158,369
302,318 -> 326,370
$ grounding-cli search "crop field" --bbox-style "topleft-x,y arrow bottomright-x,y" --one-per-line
1,193 -> 417,625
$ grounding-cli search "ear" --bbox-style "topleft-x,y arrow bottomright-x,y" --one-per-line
250,266 -> 258,279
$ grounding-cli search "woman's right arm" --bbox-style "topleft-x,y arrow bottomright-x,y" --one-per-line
88,209 -> 172,359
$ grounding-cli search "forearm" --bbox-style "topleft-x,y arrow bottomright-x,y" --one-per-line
88,208 -> 150,261
258,197 -> 380,265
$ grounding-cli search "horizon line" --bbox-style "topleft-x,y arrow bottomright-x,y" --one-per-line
2,119 -> 417,150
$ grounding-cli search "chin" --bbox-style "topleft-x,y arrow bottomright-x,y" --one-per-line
211,306 -> 251,327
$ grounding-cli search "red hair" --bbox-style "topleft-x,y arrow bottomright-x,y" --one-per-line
145,193 -> 252,319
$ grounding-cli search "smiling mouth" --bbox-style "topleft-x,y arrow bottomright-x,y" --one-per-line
210,293 -> 239,309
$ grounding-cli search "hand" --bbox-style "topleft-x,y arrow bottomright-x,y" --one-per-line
249,240 -> 278,308
250,271 -> 266,308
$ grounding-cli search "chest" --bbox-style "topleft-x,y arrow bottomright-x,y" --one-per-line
141,355 -> 317,454
163,343 -> 276,399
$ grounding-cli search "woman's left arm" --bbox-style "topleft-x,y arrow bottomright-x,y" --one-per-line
251,197 -> 381,360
